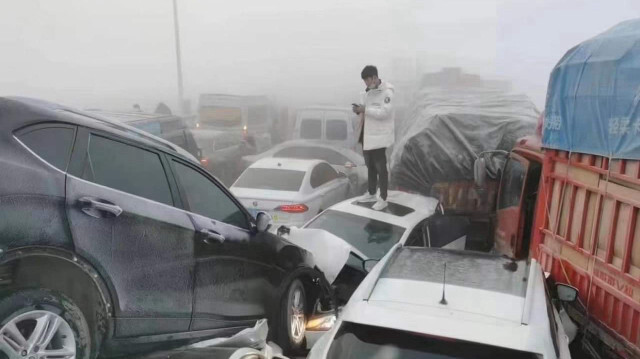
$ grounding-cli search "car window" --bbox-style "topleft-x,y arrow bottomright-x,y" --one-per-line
326,119 -> 348,140
17,125 -> 75,172
306,210 -> 405,259
172,160 -> 249,229
310,162 -> 339,188
406,221 -> 427,246
233,168 -> 305,191
498,159 -> 525,209
300,119 -> 322,139
82,134 -> 173,206
274,147 -> 350,166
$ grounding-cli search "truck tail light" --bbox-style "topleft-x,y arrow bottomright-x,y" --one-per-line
274,204 -> 309,213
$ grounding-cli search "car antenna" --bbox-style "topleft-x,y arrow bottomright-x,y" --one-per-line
439,263 -> 448,305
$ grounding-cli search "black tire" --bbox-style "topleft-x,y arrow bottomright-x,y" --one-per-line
0,289 -> 92,359
276,279 -> 307,355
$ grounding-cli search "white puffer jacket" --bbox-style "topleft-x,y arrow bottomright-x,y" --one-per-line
357,81 -> 395,150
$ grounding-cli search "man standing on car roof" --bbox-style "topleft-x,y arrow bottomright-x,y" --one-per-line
353,65 -> 395,211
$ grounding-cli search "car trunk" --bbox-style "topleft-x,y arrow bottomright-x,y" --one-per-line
231,188 -> 308,226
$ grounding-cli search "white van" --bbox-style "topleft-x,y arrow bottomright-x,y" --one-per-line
292,106 -> 357,149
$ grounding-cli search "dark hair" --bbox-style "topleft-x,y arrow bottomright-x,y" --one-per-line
361,65 -> 378,79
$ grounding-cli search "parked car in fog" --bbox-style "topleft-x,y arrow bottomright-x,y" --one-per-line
308,247 -> 576,359
87,109 -> 201,160
292,106 -> 357,149
231,158 -> 350,229
0,97 -> 329,358
242,140 -> 367,195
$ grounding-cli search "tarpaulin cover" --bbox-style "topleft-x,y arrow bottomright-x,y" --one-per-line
390,88 -> 538,195
543,19 -> 640,160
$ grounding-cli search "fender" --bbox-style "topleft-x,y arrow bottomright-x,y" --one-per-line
0,246 -> 115,317
273,266 -> 335,312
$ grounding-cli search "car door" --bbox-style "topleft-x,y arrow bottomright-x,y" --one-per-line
65,128 -> 195,337
168,157 -> 276,331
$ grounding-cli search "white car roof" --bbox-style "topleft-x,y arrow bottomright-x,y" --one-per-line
249,157 -> 324,172
323,190 -> 440,229
340,247 -> 555,357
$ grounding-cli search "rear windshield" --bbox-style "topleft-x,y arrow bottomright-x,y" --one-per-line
199,106 -> 242,127
233,168 -> 305,191
300,119 -> 322,139
327,322 -> 538,359
305,210 -> 405,259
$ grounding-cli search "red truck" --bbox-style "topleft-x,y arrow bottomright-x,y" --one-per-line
484,21 -> 640,358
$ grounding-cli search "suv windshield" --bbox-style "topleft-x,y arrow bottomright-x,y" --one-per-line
305,210 -> 405,259
233,168 -> 305,191
327,322 -> 538,359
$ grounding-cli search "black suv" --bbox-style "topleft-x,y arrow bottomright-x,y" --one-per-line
0,97 -> 328,358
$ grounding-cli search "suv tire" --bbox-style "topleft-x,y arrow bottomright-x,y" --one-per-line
0,289 -> 92,359
276,279 -> 307,355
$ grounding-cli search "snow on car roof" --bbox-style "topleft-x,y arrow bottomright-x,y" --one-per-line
249,157 -> 325,172
382,247 -> 529,298
327,190 -> 439,229
340,247 -> 551,356
369,247 -> 529,324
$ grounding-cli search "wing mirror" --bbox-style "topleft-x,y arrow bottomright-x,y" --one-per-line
473,157 -> 487,188
556,283 -> 579,303
362,259 -> 380,272
255,212 -> 272,233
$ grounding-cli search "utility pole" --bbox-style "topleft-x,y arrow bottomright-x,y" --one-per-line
172,0 -> 186,114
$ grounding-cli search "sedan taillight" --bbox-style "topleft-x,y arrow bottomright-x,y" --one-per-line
274,204 -> 309,213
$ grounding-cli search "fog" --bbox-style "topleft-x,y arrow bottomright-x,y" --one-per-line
1,0 -> 638,112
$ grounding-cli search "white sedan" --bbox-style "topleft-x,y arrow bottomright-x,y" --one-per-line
242,140 -> 368,195
231,157 -> 350,228
308,246 -> 575,359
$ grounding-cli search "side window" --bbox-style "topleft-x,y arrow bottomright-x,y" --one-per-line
406,222 -> 426,247
82,134 -> 173,205
310,163 -> 339,188
326,120 -> 348,140
300,119 -> 322,139
17,125 -> 76,172
498,159 -> 526,209
172,160 -> 248,229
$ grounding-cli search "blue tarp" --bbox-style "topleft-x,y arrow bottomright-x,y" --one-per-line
543,19 -> 640,160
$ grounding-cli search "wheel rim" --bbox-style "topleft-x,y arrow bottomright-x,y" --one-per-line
0,310 -> 76,359
289,287 -> 306,344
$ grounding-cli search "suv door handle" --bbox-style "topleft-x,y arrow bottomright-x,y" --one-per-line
79,197 -> 123,218
200,229 -> 225,244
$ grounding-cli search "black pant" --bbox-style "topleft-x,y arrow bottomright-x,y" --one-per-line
363,147 -> 388,200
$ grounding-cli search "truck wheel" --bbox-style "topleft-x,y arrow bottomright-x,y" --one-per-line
276,279 -> 307,355
0,289 -> 92,359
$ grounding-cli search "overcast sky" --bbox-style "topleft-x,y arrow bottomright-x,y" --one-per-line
1,0 -> 639,112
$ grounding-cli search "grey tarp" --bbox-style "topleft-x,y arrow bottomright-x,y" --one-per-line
390,87 -> 539,195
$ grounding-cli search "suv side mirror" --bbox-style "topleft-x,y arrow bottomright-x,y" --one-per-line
256,212 -> 272,233
556,283 -> 579,302
362,259 -> 380,272
473,157 -> 487,188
